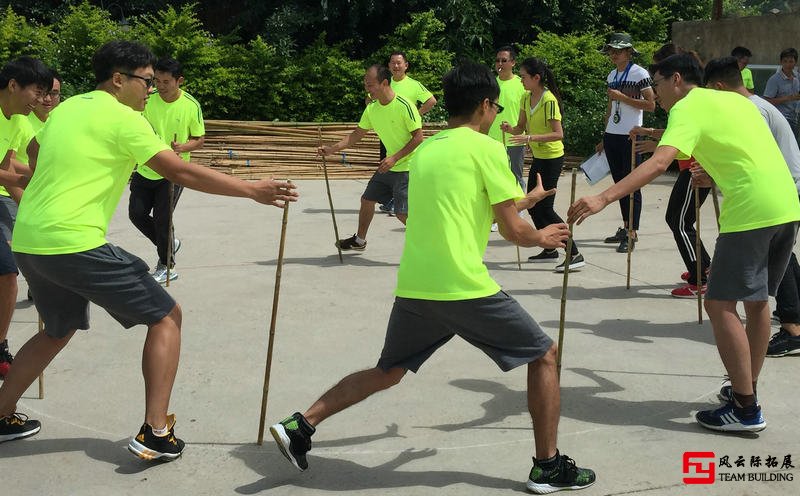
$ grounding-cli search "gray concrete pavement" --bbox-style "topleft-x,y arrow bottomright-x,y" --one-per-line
2,173 -> 798,496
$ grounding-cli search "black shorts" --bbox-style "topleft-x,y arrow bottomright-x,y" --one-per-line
362,171 -> 409,215
14,244 -> 176,338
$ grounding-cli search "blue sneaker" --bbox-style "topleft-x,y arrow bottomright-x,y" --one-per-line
696,403 -> 766,432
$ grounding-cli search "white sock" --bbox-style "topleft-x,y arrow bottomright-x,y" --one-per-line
355,235 -> 366,244
152,424 -> 169,437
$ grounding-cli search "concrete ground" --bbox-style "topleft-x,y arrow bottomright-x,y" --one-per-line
1,173 -> 798,496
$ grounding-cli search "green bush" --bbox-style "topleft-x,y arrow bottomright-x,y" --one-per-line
0,6 -> 51,63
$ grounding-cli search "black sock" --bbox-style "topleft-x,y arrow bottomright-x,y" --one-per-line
732,391 -> 756,409
536,450 -> 560,470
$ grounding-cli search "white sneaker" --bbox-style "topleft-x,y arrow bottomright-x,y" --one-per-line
490,223 -> 499,232
153,263 -> 178,284
172,238 -> 181,256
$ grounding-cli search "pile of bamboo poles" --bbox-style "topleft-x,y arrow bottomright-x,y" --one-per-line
194,120 -> 582,179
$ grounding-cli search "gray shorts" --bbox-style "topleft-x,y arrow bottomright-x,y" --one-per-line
362,171 -> 408,215
0,194 -> 17,241
14,244 -> 177,338
377,291 -> 553,373
706,221 -> 799,301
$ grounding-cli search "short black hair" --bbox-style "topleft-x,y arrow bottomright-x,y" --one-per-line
496,45 -> 517,61
0,56 -> 53,91
388,51 -> 407,64
704,56 -> 744,88
51,68 -> 62,84
92,40 -> 157,84
730,46 -> 752,58
442,61 -> 499,119
368,64 -> 392,84
650,53 -> 703,86
779,48 -> 798,61
154,57 -> 183,78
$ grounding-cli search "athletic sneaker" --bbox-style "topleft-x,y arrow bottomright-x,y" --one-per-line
490,223 -> 499,232
604,227 -> 626,243
379,199 -> 395,215
0,413 -> 41,442
172,238 -> 182,257
0,340 -> 12,379
336,234 -> 366,251
127,413 -> 185,461
717,385 -> 733,404
671,284 -> 706,298
526,452 -> 596,494
680,271 -> 690,282
616,235 -> 636,253
152,263 -> 178,284
270,412 -> 316,471
554,254 -> 586,273
766,328 -> 800,357
528,249 -> 558,262
696,403 -> 766,432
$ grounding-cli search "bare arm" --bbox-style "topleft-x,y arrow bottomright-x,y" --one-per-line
317,127 -> 369,156
172,135 -> 205,154
418,96 -> 437,116
512,119 -> 563,146
0,151 -> 28,202
145,150 -> 298,207
568,145 -> 678,224
377,128 -> 423,173
764,94 -> 800,105
501,108 -> 527,137
494,199 -> 569,248
26,138 -> 39,172
607,86 -> 656,112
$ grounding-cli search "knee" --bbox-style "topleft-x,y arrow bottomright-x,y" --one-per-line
531,345 -> 557,370
154,304 -> 182,332
379,367 -> 406,389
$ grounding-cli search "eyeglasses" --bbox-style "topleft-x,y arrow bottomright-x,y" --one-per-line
46,91 -> 61,100
651,76 -> 670,90
120,72 -> 154,89
490,101 -> 505,113
496,58 -> 509,63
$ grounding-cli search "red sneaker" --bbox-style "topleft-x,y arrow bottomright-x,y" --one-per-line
671,284 -> 706,298
680,271 -> 690,281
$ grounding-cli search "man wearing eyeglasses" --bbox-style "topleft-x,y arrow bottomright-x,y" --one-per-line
488,45 -> 527,190
0,41 -> 297,460
130,57 -> 205,285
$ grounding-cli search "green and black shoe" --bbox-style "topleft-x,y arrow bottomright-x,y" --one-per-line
527,452 -> 596,494
270,412 -> 316,471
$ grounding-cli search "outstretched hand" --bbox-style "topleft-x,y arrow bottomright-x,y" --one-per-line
567,195 -> 607,225
536,223 -> 570,249
525,172 -> 556,206
250,178 -> 299,207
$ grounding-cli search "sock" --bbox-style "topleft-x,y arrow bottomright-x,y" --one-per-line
536,450 -> 560,470
732,391 -> 756,409
152,424 -> 169,437
355,235 -> 366,244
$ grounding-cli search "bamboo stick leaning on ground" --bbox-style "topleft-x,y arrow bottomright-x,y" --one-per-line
557,166 -> 579,378
626,140 -> 636,290
165,134 -> 177,287
695,185 -> 703,324
319,127 -> 343,263
257,181 -> 292,445
502,129 -> 523,270
37,316 -> 44,399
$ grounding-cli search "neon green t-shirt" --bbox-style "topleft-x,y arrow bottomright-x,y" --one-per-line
659,88 -> 800,233
396,127 -> 523,300
522,90 -> 564,159
10,114 -> 39,166
357,94 -> 421,172
488,75 -> 527,147
0,106 -> 32,197
741,68 -> 754,91
12,90 -> 170,254
390,76 -> 434,107
137,89 -> 205,180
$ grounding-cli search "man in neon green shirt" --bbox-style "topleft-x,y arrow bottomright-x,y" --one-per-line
569,54 -> 800,433
271,62 -> 595,494
131,57 -> 205,284
388,51 -> 437,116
0,57 -> 50,382
731,46 -> 754,94
489,45 -> 527,188
318,65 -> 422,251
0,41 -> 297,460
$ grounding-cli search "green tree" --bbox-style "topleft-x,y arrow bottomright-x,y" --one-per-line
0,6 -> 51,62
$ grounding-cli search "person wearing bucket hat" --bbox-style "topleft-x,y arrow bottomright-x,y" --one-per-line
596,33 -> 655,253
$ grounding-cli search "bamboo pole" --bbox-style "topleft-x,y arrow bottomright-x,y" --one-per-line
556,167 -> 579,378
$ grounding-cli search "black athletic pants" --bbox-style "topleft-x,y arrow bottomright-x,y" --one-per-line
128,173 -> 183,267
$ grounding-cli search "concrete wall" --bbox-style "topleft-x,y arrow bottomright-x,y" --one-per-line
672,12 -> 800,65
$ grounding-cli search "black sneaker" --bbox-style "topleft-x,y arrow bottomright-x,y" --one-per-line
0,413 -> 41,442
528,249 -> 558,262
766,328 -> 800,357
554,253 -> 586,273
270,412 -> 316,471
527,452 -> 596,493
603,227 -> 626,243
616,234 -> 636,253
127,414 -> 185,461
0,340 -> 12,380
336,234 -> 366,251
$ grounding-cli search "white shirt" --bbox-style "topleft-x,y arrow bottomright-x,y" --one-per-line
605,63 -> 652,135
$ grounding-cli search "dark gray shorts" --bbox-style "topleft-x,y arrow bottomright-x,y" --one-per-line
362,171 -> 408,215
0,195 -> 17,241
377,291 -> 554,373
14,244 -> 177,338
707,221 -> 799,301
0,228 -> 16,275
